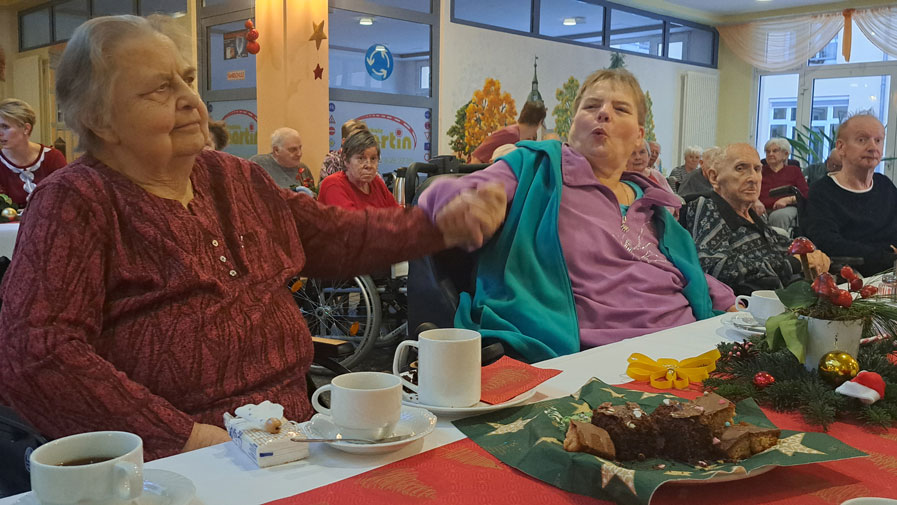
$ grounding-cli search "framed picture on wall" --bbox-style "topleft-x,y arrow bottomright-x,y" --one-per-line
223,30 -> 247,60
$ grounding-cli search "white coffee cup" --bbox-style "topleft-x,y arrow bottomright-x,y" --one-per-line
310,371 -> 402,440
393,328 -> 481,408
29,431 -> 143,505
735,289 -> 786,323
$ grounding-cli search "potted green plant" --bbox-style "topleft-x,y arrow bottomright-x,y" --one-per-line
767,238 -> 897,371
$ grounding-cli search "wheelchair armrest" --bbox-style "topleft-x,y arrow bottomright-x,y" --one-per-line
769,185 -> 800,200
311,337 -> 353,376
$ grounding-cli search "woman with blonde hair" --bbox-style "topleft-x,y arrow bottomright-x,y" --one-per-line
0,98 -> 67,206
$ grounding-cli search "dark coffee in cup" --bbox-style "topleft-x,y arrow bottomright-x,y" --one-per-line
56,456 -> 114,466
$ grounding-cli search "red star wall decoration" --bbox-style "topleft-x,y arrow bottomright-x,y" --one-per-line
313,64 -> 324,79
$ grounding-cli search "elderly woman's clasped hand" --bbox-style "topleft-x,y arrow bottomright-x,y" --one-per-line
435,183 -> 507,251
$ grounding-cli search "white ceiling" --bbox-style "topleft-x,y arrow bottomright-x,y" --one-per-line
663,0 -> 843,16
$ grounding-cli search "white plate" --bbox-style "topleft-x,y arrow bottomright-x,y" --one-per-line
402,388 -> 537,416
305,405 -> 436,455
720,312 -> 765,335
14,469 -> 195,505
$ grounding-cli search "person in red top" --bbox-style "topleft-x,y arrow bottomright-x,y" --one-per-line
0,15 -> 506,460
759,137 -> 808,231
318,129 -> 399,210
470,101 -> 546,163
0,98 -> 67,206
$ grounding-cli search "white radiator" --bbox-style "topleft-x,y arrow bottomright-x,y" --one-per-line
677,71 -> 719,165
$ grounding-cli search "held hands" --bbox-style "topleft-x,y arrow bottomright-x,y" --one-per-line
752,200 -> 766,216
436,183 -> 507,251
772,196 -> 795,210
182,422 -> 231,453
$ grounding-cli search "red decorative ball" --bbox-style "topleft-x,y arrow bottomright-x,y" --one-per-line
753,371 -> 775,388
832,288 -> 853,308
245,19 -> 254,29
849,278 -> 864,292
860,285 -> 879,298
840,265 -> 857,282
246,28 -> 259,41
246,41 -> 260,54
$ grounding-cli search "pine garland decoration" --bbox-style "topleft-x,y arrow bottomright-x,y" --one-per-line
704,335 -> 897,429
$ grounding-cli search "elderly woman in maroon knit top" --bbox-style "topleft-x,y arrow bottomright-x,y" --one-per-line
0,16 -> 504,460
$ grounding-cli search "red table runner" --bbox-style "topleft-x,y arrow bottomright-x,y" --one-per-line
270,383 -> 897,505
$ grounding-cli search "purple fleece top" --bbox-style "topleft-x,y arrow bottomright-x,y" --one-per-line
418,144 -> 734,348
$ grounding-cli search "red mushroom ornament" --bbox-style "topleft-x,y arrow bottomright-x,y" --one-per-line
788,237 -> 817,281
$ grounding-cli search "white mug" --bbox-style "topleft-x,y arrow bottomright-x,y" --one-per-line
310,371 -> 402,440
30,431 -> 143,505
393,328 -> 481,408
735,289 -> 786,323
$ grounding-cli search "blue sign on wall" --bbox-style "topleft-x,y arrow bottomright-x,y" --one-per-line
365,44 -> 393,81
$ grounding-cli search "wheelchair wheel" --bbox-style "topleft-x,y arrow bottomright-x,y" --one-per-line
292,275 -> 381,373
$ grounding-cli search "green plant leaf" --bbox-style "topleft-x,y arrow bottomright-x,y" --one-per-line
775,280 -> 817,309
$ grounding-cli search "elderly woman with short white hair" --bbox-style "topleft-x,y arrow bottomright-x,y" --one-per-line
667,145 -> 701,193
626,139 -> 674,194
760,137 -> 808,230
0,15 -> 501,460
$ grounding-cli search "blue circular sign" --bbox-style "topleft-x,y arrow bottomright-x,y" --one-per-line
365,44 -> 393,81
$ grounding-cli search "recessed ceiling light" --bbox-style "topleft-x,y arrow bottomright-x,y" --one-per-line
359,17 -> 374,26
563,17 -> 577,25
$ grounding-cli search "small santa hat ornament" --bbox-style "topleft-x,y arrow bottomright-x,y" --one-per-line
835,370 -> 886,405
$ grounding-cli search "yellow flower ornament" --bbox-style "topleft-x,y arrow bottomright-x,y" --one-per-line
625,349 -> 721,389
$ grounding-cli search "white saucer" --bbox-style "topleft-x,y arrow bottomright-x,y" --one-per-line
721,312 -> 765,336
14,469 -> 195,505
305,405 -> 436,455
402,388 -> 537,416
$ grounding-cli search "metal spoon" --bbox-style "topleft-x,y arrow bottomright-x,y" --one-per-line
291,433 -> 413,445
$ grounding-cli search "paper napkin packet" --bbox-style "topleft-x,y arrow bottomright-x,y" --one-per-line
223,401 -> 311,468
480,356 -> 561,405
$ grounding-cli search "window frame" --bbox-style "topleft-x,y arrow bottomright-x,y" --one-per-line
450,0 -> 717,69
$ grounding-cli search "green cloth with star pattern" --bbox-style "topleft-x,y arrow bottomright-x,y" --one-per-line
453,379 -> 866,505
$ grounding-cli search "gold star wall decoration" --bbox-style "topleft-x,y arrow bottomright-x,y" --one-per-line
485,417 -> 533,436
313,64 -> 323,79
309,20 -> 327,50
771,433 -> 825,457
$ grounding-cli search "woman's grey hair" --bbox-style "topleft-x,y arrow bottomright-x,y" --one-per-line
684,145 -> 702,157
55,15 -> 188,153
342,129 -> 380,165
270,127 -> 299,149
764,137 -> 792,154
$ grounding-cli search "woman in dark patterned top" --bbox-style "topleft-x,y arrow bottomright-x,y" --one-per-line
685,143 -> 829,295
0,16 -> 504,460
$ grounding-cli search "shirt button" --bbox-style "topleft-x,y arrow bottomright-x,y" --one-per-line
229,270 -> 237,277
219,256 -> 227,263
212,240 -> 219,247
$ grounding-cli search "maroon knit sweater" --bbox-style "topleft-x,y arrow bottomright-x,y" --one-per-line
0,150 -> 443,460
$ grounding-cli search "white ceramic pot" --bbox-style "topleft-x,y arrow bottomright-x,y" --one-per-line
804,317 -> 864,371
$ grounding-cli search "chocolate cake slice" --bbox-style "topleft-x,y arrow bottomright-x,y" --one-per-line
651,393 -> 736,461
591,401 -> 659,460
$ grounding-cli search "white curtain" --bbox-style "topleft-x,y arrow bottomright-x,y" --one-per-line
718,12 -> 843,71
854,7 -> 897,59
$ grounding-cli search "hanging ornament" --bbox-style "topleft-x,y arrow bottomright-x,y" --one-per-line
836,370 -> 886,404
247,41 -> 260,55
752,371 -> 775,388
246,28 -> 259,41
245,19 -> 254,30
818,351 -> 859,386
1,207 -> 17,221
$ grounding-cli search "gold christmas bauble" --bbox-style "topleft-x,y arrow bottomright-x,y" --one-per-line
818,351 -> 859,386
1,207 -> 17,220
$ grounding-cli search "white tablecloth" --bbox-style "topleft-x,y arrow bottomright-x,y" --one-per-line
0,223 -> 18,259
0,317 -> 743,505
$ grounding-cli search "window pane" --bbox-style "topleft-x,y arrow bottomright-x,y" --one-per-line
809,28 -> 894,66
453,0 -> 530,32
368,0 -> 430,13
140,0 -> 188,15
54,0 -> 89,42
207,99 -> 258,160
329,9 -> 430,97
20,8 -> 51,49
93,0 -> 135,16
756,73 -> 799,155
609,9 -> 663,55
208,19 -> 257,91
668,22 -> 714,65
539,0 -> 603,46
329,101 -> 432,173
